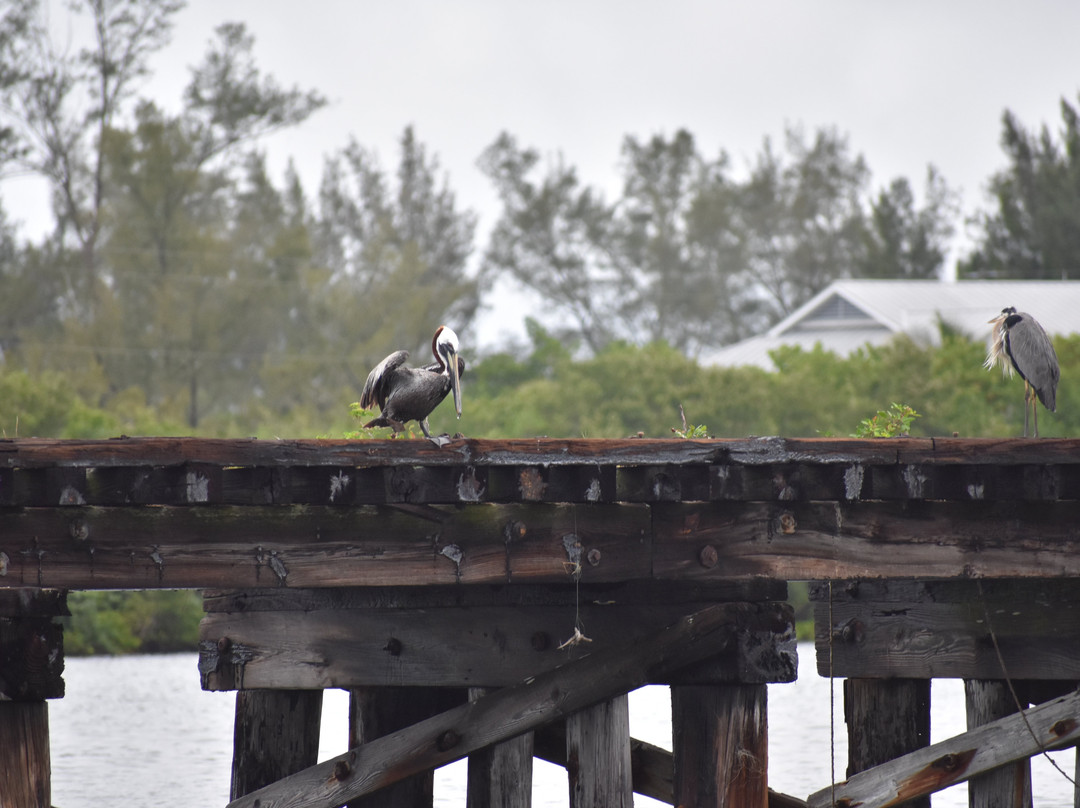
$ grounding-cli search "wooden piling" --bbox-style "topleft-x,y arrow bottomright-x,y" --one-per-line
844,679 -> 930,808
348,687 -> 467,808
965,680 -> 1032,808
0,701 -> 51,808
230,689 -> 323,799
566,695 -> 633,808
672,683 -> 769,807
466,687 -> 533,808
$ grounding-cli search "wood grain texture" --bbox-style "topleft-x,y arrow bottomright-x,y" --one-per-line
0,701 -> 50,808
225,603 -> 748,808
672,683 -> 769,807
566,695 -> 633,808
807,689 -> 1080,808
965,680 -> 1032,808
198,601 -> 796,690
813,579 -> 1080,679
231,690 -> 323,799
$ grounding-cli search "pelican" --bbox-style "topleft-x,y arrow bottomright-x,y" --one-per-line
360,325 -> 464,445
985,307 -> 1059,437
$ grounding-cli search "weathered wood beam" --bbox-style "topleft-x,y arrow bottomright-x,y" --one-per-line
811,579 -> 1080,679
533,721 -> 808,808
965,680 -> 1032,808
8,499 -> 1080,590
225,602 -> 751,808
672,683 -> 769,806
466,687 -> 533,808
3,437 -> 1080,507
0,503 -> 650,589
231,690 -> 323,799
653,501 -> 1080,581
567,695 -> 633,807
0,701 -> 50,808
806,689 -> 1080,808
199,601 -> 796,690
845,679 -> 930,808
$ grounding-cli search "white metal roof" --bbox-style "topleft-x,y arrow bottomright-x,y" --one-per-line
702,279 -> 1080,370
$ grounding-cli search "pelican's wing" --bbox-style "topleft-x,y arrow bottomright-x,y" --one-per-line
360,350 -> 410,410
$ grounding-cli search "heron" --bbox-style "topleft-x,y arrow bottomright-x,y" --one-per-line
359,325 -> 464,445
985,307 -> 1059,437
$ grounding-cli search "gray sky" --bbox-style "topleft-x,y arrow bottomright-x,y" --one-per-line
7,0 -> 1080,349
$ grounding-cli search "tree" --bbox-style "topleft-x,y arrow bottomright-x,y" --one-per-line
481,126 -> 950,354
0,0 -> 185,318
859,168 -> 957,280
314,127 -> 481,384
960,95 -> 1080,279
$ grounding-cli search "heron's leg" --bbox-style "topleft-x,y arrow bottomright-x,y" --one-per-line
1023,383 -> 1031,437
419,417 -> 433,438
1033,390 -> 1040,438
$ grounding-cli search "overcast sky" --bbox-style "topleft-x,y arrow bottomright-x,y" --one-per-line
6,0 -> 1080,349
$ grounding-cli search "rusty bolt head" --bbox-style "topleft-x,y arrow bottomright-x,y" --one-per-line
778,512 -> 796,534
586,548 -> 602,567
332,759 -> 352,781
698,545 -> 719,569
1052,718 -> 1077,737
216,636 -> 232,653
531,631 -> 551,651
436,729 -> 461,752
383,637 -> 403,656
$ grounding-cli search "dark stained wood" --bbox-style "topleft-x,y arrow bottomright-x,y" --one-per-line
844,679 -> 930,808
808,689 -> 1080,808
0,607 -> 65,701
231,690 -> 324,799
812,579 -> 1080,679
348,688 -> 466,808
226,603 -> 749,808
672,683 -> 769,807
201,579 -> 789,612
653,501 -> 1080,582
566,695 -> 633,808
198,601 -> 796,690
965,680 -> 1032,808
0,701 -> 50,808
0,502 -> 650,589
466,687 -> 533,808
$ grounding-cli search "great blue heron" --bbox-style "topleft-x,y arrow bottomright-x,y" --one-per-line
985,307 -> 1059,437
360,325 -> 464,445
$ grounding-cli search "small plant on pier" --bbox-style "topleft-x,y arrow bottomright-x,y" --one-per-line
852,402 -> 920,437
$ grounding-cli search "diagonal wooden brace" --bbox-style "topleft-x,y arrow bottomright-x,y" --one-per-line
807,689 -> 1080,808
226,602 -> 752,808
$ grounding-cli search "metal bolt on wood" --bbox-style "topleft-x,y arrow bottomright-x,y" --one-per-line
698,545 -> 719,569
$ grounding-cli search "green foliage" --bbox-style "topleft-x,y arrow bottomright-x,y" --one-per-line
852,403 -> 921,437
64,591 -> 203,656
961,95 -> 1080,279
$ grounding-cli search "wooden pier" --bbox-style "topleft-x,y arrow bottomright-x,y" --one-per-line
2,436 -> 1080,806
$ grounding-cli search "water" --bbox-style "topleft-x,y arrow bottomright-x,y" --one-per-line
47,646 -> 1077,806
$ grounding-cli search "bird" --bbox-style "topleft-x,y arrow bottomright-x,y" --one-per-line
984,307 -> 1059,437
359,325 -> 464,445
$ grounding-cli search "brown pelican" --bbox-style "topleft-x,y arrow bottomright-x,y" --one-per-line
985,307 -> 1059,437
360,325 -> 464,444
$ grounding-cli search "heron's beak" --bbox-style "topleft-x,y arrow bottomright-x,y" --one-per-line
449,351 -> 462,418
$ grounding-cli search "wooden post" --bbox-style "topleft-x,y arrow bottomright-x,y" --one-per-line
466,687 -> 533,807
0,701 -> 51,808
965,680 -> 1031,808
672,684 -> 768,807
230,689 -> 324,798
566,695 -> 633,808
348,687 -> 466,808
844,679 -> 929,808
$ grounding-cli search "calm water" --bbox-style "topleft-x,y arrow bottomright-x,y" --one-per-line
47,645 -> 1077,806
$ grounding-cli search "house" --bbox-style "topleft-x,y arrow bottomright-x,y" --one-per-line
701,280 -> 1080,370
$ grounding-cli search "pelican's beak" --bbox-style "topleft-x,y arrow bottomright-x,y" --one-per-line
449,351 -> 462,418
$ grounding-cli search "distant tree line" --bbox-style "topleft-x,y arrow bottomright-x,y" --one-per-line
0,0 -> 1078,438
